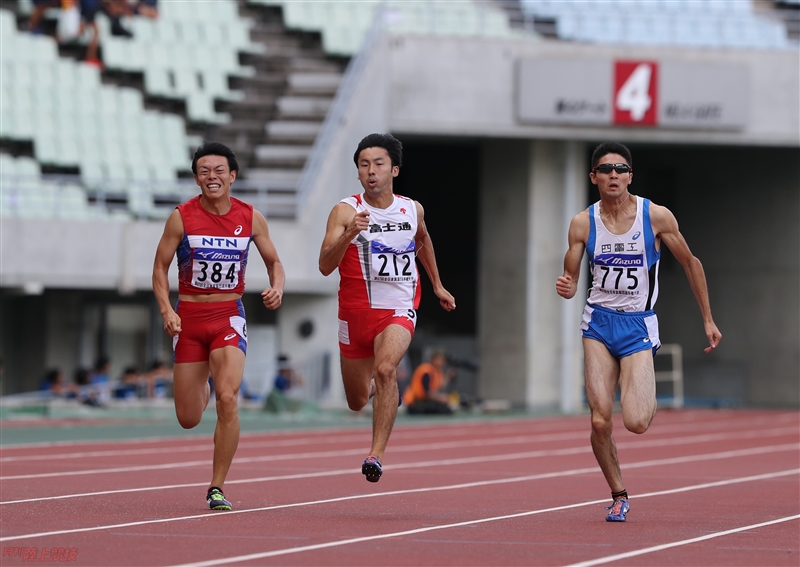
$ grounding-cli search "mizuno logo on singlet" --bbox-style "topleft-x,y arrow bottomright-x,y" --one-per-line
594,254 -> 644,267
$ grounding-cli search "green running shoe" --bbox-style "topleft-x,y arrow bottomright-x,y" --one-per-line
207,487 -> 232,511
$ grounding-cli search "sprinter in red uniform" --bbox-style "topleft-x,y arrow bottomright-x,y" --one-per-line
153,142 -> 285,510
319,133 -> 455,483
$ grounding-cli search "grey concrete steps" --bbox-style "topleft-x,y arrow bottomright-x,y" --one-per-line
254,144 -> 313,168
287,72 -> 341,96
275,96 -> 332,120
265,120 -> 322,142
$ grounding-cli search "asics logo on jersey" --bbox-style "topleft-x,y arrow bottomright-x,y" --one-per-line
632,231 -> 641,240
224,333 -> 237,340
234,225 -> 243,235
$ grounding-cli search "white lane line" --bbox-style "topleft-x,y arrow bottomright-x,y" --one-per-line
3,410 -> 794,455
163,469 -> 800,567
564,515 -> 800,567
3,424 -> 796,482
2,440 -> 797,505
0,410 -> 779,463
0,447 -> 796,544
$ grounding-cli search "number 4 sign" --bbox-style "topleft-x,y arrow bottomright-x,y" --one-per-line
614,61 -> 658,126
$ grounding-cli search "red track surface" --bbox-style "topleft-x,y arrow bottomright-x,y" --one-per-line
1,409 -> 798,566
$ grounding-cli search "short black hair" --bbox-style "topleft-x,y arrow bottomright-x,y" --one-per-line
591,142 -> 633,169
353,133 -> 403,168
74,368 -> 90,386
44,368 -> 61,385
192,141 -> 239,175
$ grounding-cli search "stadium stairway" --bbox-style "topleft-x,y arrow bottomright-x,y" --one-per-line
208,2 -> 345,219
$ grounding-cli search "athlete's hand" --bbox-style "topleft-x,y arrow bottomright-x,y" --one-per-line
262,288 -> 283,310
703,321 -> 722,353
345,210 -> 370,237
556,275 -> 576,299
435,287 -> 456,312
163,310 -> 182,337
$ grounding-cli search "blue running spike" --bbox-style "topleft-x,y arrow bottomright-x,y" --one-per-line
362,455 -> 383,483
605,498 -> 629,522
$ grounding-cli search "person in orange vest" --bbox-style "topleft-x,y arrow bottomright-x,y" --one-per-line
403,350 -> 454,414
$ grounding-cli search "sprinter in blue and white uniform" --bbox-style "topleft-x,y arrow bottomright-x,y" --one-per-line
556,142 -> 722,523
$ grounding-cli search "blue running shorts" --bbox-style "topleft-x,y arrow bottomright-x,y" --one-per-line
580,304 -> 660,359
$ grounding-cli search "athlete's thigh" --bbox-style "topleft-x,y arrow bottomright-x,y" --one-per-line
208,346 -> 245,395
341,354 -> 374,399
583,337 -> 620,417
618,349 -> 656,411
374,324 -> 412,370
173,361 -> 211,412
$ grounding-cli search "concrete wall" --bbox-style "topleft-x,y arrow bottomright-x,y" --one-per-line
387,36 -> 799,146
478,139 -> 588,410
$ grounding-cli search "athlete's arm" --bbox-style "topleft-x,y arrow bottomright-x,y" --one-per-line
318,202 -> 368,276
152,209 -> 184,337
414,201 -> 456,311
556,211 -> 589,300
252,210 -> 285,310
650,203 -> 721,352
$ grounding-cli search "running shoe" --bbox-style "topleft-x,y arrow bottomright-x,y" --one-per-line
362,455 -> 383,483
605,497 -> 629,522
207,487 -> 232,511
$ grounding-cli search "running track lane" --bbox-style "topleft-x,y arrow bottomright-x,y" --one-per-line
0,409 -> 797,566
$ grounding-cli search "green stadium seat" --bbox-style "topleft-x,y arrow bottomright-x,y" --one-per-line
144,68 -> 174,97
80,160 -> 104,182
0,153 -> 16,176
57,184 -> 94,220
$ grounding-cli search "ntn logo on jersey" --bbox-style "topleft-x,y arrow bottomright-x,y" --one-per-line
187,235 -> 250,250
370,241 -> 416,255
594,254 -> 644,267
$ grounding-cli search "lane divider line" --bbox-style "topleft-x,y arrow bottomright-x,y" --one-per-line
2,442 -> 797,505
564,514 -> 800,567
3,425 -> 796,481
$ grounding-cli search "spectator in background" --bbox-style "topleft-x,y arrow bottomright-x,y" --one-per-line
40,368 -> 75,397
263,355 -> 306,413
145,359 -> 173,398
113,365 -> 141,399
78,0 -> 103,67
74,366 -> 103,407
403,349 -> 455,415
133,0 -> 158,19
90,355 -> 112,403
28,0 -> 60,34
102,0 -> 133,37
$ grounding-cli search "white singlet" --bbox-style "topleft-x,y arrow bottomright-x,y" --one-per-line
586,196 -> 661,312
338,193 -> 421,310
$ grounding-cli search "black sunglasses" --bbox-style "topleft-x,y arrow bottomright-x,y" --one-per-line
592,163 -> 632,175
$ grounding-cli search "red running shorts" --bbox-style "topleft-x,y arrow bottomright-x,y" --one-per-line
173,299 -> 247,364
338,307 -> 416,359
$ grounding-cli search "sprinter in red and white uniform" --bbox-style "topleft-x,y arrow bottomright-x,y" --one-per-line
319,133 -> 455,483
556,142 -> 721,523
153,142 -> 285,511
